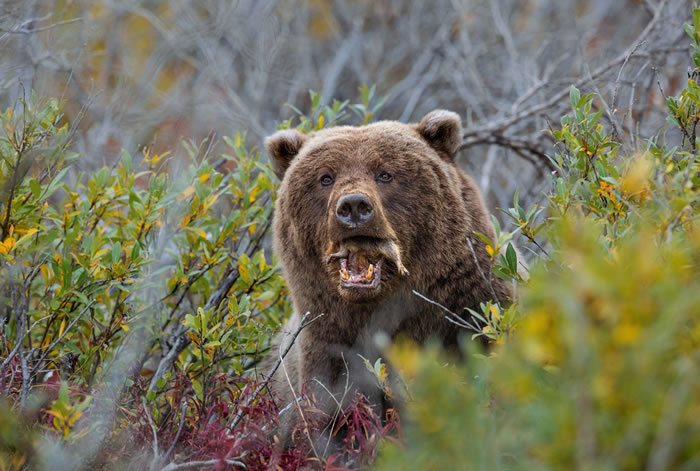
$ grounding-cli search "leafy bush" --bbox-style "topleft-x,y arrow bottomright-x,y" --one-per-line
0,93 -> 290,467
0,88 -> 399,470
376,21 -> 700,471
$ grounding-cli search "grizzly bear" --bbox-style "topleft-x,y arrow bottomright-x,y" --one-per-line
262,110 -> 514,446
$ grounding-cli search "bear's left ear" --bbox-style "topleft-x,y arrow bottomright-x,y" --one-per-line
264,129 -> 308,180
415,110 -> 463,161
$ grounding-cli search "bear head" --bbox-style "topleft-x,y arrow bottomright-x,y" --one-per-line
266,110 -> 470,305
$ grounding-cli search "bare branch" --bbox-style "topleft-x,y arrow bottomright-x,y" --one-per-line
229,311 -> 325,431
466,236 -> 501,305
412,289 -> 482,333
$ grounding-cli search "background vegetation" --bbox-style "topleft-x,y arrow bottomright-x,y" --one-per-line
0,1 -> 698,470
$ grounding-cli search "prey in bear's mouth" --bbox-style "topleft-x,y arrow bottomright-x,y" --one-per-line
325,236 -> 409,291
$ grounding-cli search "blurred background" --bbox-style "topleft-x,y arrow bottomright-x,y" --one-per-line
0,0 -> 690,212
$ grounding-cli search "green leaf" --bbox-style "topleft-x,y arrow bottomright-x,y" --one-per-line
183,314 -> 197,330
359,83 -> 370,106
112,242 -> 121,264
45,167 -> 70,199
121,150 -> 132,173
569,86 -> 580,109
310,89 -> 321,110
191,379 -> 203,401
29,178 -> 42,199
506,243 -> 517,273
472,232 -> 494,247
684,23 -> 696,41
466,307 -> 487,324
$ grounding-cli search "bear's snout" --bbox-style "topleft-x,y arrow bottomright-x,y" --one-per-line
335,193 -> 374,228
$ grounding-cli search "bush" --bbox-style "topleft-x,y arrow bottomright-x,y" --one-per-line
0,88 -> 400,470
376,27 -> 700,471
0,93 -> 292,467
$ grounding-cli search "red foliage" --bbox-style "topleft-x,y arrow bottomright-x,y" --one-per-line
13,368 -> 400,469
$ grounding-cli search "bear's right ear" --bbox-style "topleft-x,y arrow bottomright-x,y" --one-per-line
264,129 -> 307,180
415,110 -> 463,162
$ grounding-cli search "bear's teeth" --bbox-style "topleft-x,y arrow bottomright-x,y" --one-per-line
341,269 -> 350,281
366,264 -> 374,280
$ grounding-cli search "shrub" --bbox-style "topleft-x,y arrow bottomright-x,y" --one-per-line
376,19 -> 700,471
0,88 -> 398,470
0,92 -> 292,467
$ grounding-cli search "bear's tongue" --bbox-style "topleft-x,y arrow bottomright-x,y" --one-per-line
339,252 -> 379,285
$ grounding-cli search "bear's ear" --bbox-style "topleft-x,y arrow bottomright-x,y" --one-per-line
264,129 -> 308,180
415,110 -> 463,161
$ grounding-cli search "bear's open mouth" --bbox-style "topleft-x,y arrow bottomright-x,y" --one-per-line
325,236 -> 408,291
337,252 -> 383,289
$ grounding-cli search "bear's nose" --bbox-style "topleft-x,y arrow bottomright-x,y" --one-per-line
336,193 -> 374,227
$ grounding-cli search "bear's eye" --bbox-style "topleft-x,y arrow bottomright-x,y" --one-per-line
377,171 -> 393,183
319,174 -> 335,186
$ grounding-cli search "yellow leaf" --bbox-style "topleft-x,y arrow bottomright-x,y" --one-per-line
239,262 -> 249,281
188,227 -> 207,239
203,194 -> 218,210
613,323 -> 640,345
249,187 -> 260,203
186,331 -> 200,346
180,277 -> 188,284
199,173 -> 210,183
58,318 -> 66,338
19,227 -> 38,237
183,186 -> 195,198
67,411 -> 82,426
1,237 -> 16,252
120,324 -> 129,332
94,248 -> 109,259
621,154 -> 652,197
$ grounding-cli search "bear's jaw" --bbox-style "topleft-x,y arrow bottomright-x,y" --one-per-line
338,255 -> 383,289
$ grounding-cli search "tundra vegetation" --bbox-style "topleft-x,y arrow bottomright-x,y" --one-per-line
0,1 -> 698,470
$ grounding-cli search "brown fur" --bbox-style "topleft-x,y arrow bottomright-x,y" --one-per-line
261,110 -> 513,446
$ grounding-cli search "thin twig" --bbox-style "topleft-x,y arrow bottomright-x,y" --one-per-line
466,236 -> 501,305
461,0 -> 670,148
278,320 -> 321,460
412,290 -> 481,333
318,351 -> 352,456
160,457 -> 247,471
611,40 -> 647,143
162,399 -> 189,463
31,302 -> 95,379
143,398 -> 160,461
229,311 -> 325,431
